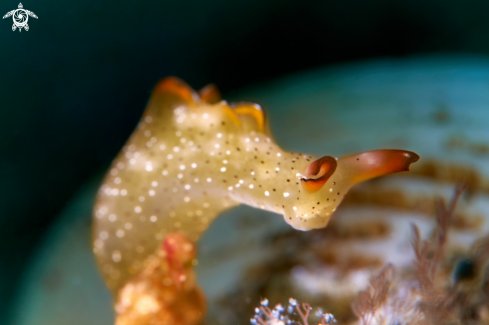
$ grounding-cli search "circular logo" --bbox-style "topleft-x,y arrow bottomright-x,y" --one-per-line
3,3 -> 38,32
13,9 -> 27,27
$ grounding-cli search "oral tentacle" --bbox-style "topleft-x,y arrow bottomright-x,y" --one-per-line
336,149 -> 420,187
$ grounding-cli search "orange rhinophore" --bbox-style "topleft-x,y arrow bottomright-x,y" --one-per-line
92,77 -> 420,324
301,156 -> 338,192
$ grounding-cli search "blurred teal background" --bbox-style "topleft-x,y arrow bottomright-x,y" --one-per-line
2,0 -> 489,323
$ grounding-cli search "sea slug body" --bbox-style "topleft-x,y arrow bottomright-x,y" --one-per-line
92,77 -> 419,324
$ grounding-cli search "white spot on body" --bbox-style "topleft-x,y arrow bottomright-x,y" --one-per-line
94,239 -> 104,249
112,250 -> 121,263
99,231 -> 109,240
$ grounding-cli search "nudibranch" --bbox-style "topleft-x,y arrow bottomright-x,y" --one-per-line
92,77 -> 419,323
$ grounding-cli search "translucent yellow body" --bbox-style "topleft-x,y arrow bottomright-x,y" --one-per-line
92,77 -> 419,302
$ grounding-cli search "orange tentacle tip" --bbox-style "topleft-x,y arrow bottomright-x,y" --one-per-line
346,149 -> 420,185
233,103 -> 266,132
198,83 -> 221,104
220,102 -> 242,127
154,77 -> 200,105
301,156 -> 338,192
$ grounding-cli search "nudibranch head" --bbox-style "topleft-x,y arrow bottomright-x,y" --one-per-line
283,150 -> 420,231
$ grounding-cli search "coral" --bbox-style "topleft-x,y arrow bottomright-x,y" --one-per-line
351,184 -> 489,325
351,264 -> 398,325
212,181 -> 489,325
114,232 -> 205,325
251,298 -> 336,325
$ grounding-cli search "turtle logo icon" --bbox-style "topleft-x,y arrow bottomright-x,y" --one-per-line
3,3 -> 37,32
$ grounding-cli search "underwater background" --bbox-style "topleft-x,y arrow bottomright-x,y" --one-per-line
2,0 -> 489,323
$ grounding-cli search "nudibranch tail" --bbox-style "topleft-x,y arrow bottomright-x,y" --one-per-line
337,149 -> 420,186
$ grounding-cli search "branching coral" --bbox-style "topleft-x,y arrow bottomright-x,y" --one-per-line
251,298 -> 336,325
351,264 -> 397,325
350,184 -> 489,325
